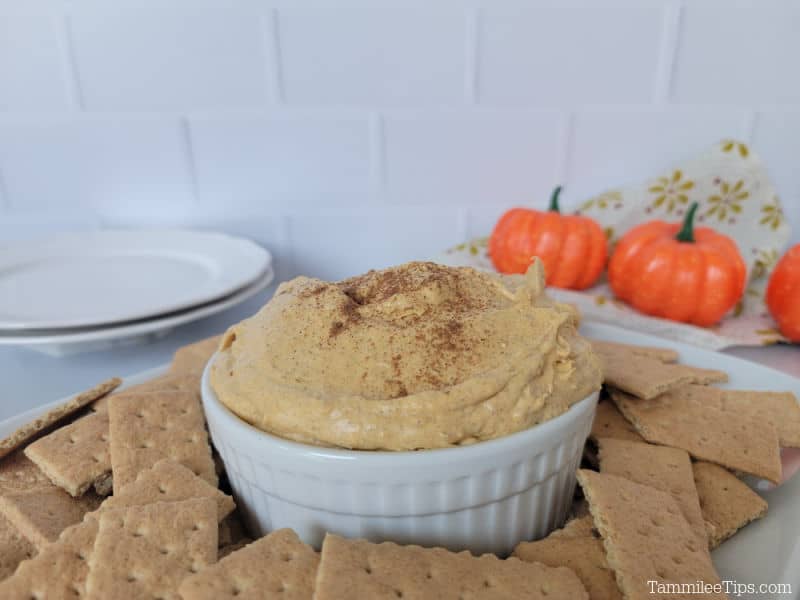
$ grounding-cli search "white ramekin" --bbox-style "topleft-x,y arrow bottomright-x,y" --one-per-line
202,355 -> 598,556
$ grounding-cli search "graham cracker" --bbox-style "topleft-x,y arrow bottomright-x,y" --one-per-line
0,514 -> 36,582
514,534 -> 621,600
0,377 -> 120,460
93,372 -> 200,412
0,515 -> 99,599
589,339 -> 679,363
85,498 -> 218,600
590,401 -> 644,443
108,390 -> 216,492
179,528 -> 319,600
25,411 -> 111,497
0,486 -> 102,549
313,533 -> 589,600
593,344 -> 727,399
692,461 -> 768,549
94,472 -> 114,496
576,469 -> 725,600
218,511 -> 249,548
102,459 -> 234,523
610,388 -> 783,484
170,335 -> 222,375
219,539 -> 253,559
597,438 -> 708,545
550,514 -> 596,539
0,450 -> 53,495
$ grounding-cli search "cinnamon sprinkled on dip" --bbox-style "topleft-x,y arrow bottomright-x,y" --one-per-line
210,260 -> 602,450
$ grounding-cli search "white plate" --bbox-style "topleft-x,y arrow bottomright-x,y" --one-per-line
0,322 -> 796,598
0,230 -> 270,330
0,265 -> 273,356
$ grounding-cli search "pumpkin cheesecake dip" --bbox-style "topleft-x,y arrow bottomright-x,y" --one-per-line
210,260 -> 602,451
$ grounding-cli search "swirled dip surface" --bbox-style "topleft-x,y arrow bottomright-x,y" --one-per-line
210,260 -> 601,450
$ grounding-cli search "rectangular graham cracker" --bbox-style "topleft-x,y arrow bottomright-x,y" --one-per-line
25,411 -> 111,497
0,486 -> 102,549
170,335 -> 222,375
102,459 -> 234,523
0,515 -> 99,599
514,533 -> 621,600
108,390 -> 216,492
0,514 -> 36,582
590,401 -> 644,443
593,343 -> 727,400
692,461 -> 768,549
180,528 -> 319,600
576,470 -> 725,600
93,373 -> 200,412
0,377 -> 121,460
313,533 -> 589,600
0,450 -> 54,495
597,438 -> 708,545
589,339 -> 679,364
85,498 -> 218,600
610,388 -> 783,484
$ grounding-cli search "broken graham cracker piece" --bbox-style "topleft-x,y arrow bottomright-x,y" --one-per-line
180,528 -> 319,600
610,388 -> 782,484
103,459 -> 234,523
170,335 -> 222,375
25,411 -> 111,497
590,401 -> 644,443
0,486 -> 102,549
93,372 -> 200,412
0,377 -> 121,460
85,498 -> 218,600
692,461 -> 768,549
314,533 -> 589,600
597,438 -> 708,545
0,450 -> 53,494
593,343 -> 726,400
576,469 -> 725,600
0,514 -> 99,599
108,390 -> 216,492
550,514 -> 595,539
0,514 -> 36,582
514,534 -> 621,600
589,339 -> 679,364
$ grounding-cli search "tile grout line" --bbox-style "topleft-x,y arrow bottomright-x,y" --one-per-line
652,0 -> 683,105
741,110 -> 759,144
464,7 -> 480,105
368,111 -> 386,203
180,117 -> 202,207
54,11 -> 85,111
262,7 -> 285,105
0,164 -> 10,212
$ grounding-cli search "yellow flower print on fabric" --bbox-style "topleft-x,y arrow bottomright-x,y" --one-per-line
759,197 -> 785,230
648,170 -> 694,214
578,190 -> 623,214
704,179 -> 749,223
721,140 -> 750,158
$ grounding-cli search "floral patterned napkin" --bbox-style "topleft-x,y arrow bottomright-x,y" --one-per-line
437,140 -> 792,350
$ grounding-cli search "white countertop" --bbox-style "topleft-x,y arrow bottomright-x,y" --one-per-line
1,282 -> 798,423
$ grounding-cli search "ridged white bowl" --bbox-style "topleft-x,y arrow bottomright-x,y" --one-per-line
202,355 -> 598,556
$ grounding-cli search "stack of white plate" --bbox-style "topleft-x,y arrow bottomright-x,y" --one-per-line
0,230 -> 273,356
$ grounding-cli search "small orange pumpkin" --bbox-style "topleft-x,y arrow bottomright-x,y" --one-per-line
766,244 -> 800,342
608,202 -> 746,327
489,187 -> 607,289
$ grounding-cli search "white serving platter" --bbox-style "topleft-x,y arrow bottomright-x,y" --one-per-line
0,265 -> 273,356
1,322 -> 797,598
0,230 -> 270,330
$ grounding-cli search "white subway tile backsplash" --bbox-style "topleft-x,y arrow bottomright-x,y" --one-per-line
673,3 -> 800,104
189,111 -> 371,208
68,5 -> 271,110
565,108 -> 750,203
277,7 -> 464,106
0,116 -> 195,213
288,207 -> 463,280
383,110 -> 561,205
0,16 -> 71,110
752,111 -> 800,208
478,4 -> 663,106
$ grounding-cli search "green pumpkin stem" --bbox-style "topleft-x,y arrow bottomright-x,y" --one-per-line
548,186 -> 563,213
676,202 -> 699,243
